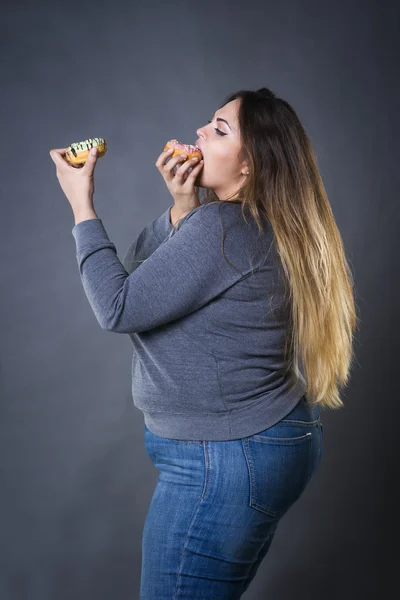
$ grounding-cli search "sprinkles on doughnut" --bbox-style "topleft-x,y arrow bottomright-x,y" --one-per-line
163,139 -> 203,162
65,137 -> 107,165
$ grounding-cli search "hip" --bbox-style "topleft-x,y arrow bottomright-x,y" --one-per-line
143,394 -> 324,520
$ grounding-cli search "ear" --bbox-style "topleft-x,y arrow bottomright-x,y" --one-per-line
240,158 -> 250,176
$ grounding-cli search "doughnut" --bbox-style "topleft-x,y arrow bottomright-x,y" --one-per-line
65,137 -> 107,165
163,139 -> 202,161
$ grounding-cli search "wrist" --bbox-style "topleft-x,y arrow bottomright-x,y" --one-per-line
170,204 -> 197,227
74,207 -> 98,225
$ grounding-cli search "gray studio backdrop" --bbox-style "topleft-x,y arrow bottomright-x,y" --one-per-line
1,0 -> 397,598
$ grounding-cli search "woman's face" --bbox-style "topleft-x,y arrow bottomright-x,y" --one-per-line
195,98 -> 249,201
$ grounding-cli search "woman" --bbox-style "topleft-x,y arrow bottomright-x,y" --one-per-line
52,87 -> 358,599
135,87 -> 357,599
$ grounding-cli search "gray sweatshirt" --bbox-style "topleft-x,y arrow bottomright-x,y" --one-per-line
71,200 -> 306,441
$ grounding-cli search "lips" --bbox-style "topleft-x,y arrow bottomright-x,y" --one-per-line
195,140 -> 203,155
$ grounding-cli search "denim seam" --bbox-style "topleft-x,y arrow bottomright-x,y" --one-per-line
174,440 -> 203,444
201,442 -> 210,500
279,418 -> 320,427
173,441 -> 210,600
251,432 -> 312,444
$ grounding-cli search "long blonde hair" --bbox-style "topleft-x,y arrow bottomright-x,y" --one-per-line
193,87 -> 359,410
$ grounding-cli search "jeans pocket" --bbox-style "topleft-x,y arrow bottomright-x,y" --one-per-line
242,425 -> 314,519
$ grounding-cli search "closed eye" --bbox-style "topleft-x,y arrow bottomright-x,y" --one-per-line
207,120 -> 226,136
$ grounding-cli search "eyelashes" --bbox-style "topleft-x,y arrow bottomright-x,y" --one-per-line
207,120 -> 226,136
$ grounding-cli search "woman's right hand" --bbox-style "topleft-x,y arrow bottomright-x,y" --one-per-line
155,148 -> 204,213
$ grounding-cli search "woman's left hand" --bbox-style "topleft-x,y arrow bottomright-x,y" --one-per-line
49,146 -> 99,214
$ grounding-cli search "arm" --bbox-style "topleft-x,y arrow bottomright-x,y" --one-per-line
122,204 -> 203,274
71,203 -> 249,334
122,205 -> 174,274
170,205 -> 197,227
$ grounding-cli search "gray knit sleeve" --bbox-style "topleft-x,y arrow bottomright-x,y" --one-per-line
122,206 -> 174,274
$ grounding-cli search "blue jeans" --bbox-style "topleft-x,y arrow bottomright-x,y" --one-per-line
141,394 -> 323,599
